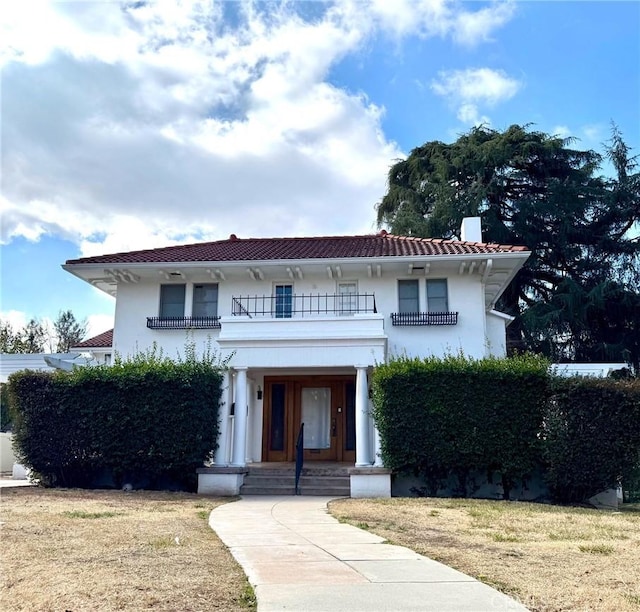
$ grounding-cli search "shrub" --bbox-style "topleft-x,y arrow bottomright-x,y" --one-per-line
9,345 -> 224,490
372,353 -> 550,499
544,377 -> 640,503
0,382 -> 13,431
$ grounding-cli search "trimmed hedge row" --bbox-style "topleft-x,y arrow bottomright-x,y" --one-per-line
373,355 -> 640,503
8,351 -> 223,490
372,354 -> 549,500
545,377 -> 640,503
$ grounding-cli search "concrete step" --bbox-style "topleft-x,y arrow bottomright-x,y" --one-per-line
298,487 -> 349,496
240,467 -> 351,496
240,485 -> 297,495
242,475 -> 350,487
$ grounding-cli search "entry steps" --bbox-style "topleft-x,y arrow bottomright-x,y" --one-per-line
240,463 -> 351,496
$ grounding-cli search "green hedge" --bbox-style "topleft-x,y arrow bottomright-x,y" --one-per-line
544,377 -> 640,503
372,354 -> 550,499
8,350 -> 223,490
0,383 -> 12,431
372,355 -> 640,503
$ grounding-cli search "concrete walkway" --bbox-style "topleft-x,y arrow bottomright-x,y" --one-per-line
0,477 -> 34,488
210,496 -> 528,611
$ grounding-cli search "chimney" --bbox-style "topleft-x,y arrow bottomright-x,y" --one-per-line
460,217 -> 482,243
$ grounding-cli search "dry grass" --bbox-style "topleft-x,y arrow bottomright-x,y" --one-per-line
329,497 -> 640,612
0,487 -> 255,612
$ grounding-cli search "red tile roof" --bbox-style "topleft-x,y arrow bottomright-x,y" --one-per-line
72,329 -> 113,349
66,233 -> 528,266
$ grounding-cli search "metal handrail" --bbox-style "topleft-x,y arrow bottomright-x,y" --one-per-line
295,423 -> 304,495
232,293 -> 377,318
146,316 -> 221,329
390,311 -> 458,326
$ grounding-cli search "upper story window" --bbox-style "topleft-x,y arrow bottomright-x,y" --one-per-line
398,279 -> 419,313
159,284 -> 186,318
193,283 -> 218,317
426,279 -> 448,312
275,284 -> 293,318
338,282 -> 357,314
392,278 -> 456,326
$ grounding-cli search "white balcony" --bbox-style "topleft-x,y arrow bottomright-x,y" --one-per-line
217,311 -> 387,368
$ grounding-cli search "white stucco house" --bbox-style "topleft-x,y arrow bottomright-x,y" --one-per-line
62,218 -> 530,496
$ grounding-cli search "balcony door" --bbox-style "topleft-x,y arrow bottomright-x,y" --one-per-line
262,375 -> 356,462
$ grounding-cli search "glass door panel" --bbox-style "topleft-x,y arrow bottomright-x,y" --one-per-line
275,284 -> 293,318
269,383 -> 286,452
301,387 -> 331,449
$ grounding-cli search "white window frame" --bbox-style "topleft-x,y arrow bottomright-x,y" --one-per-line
426,279 -> 449,313
192,283 -> 219,318
337,281 -> 358,314
398,279 -> 420,313
273,283 -> 293,318
159,284 -> 186,318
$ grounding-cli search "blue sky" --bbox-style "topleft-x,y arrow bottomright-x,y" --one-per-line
1,0 -> 639,343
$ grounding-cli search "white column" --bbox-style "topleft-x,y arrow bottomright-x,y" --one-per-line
373,423 -> 384,467
355,366 -> 371,466
214,371 -> 231,465
232,367 -> 248,466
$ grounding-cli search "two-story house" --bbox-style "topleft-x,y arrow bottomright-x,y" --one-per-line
63,218 -> 529,496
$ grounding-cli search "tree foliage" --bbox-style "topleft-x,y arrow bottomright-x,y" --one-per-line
377,124 -> 640,368
53,310 -> 88,353
0,310 -> 88,353
0,319 -> 47,353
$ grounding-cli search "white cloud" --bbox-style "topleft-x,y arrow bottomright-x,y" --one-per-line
451,1 -> 516,46
1,1 -> 516,255
548,124 -> 603,146
370,0 -> 515,45
582,124 -> 603,143
431,67 -> 521,125
0,310 -> 29,330
456,103 -> 490,127
552,125 -> 572,140
86,314 -> 115,339
0,1 -> 395,252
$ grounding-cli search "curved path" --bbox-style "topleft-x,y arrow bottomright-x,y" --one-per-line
209,496 -> 528,612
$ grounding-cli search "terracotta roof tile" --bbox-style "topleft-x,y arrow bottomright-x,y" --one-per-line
66,234 -> 528,266
72,329 -> 113,349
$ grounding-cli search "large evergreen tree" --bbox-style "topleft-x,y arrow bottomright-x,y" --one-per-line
377,124 -> 640,368
53,310 -> 88,353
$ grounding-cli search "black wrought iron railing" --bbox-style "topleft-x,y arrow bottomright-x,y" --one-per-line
390,312 -> 459,326
295,423 -> 304,495
232,293 -> 377,318
146,316 -> 222,329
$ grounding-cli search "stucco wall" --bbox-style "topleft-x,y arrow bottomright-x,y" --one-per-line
0,432 -> 16,473
112,267 -> 499,362
485,312 -> 509,356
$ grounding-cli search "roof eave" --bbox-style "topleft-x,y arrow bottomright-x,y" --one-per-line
63,250 -> 530,271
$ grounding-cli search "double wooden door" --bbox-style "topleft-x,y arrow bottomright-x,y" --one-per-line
262,375 -> 356,462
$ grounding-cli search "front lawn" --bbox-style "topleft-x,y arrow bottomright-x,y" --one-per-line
0,487 -> 255,611
329,497 -> 640,611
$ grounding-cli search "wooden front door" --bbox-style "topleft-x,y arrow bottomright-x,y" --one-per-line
262,376 -> 356,462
